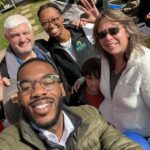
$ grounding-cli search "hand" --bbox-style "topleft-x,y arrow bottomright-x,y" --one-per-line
2,77 -> 10,86
72,19 -> 87,29
79,0 -> 100,23
0,77 -> 11,102
145,12 -> 150,20
71,77 -> 85,94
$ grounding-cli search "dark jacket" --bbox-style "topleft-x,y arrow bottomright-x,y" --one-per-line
137,0 -> 150,22
0,105 -> 142,150
45,24 -> 96,90
69,83 -> 103,107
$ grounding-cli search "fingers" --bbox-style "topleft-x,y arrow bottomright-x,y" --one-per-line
79,5 -> 88,13
88,0 -> 96,8
81,0 -> 93,10
80,18 -> 92,23
72,20 -> 81,28
0,77 -> 11,101
71,80 -> 81,94
72,19 -> 87,28
2,77 -> 10,86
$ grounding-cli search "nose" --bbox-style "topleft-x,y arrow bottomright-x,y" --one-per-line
91,80 -> 98,86
48,22 -> 55,29
31,83 -> 47,98
104,33 -> 114,40
19,34 -> 26,42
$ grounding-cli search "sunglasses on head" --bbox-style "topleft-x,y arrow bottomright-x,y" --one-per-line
97,27 -> 120,39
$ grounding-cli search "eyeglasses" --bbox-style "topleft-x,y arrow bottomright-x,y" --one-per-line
17,74 -> 60,94
97,27 -> 120,39
41,15 -> 61,28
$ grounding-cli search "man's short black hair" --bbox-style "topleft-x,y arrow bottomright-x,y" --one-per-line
17,58 -> 59,81
37,2 -> 62,17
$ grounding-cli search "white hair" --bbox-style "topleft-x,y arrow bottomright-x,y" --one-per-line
4,14 -> 32,34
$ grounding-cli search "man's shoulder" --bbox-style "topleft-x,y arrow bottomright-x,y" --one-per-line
68,105 -> 101,119
35,39 -> 48,46
0,124 -> 20,144
0,122 -> 34,149
0,124 -> 18,137
34,39 -> 48,51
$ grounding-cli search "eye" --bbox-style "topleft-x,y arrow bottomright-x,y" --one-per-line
22,86 -> 32,92
20,82 -> 32,92
23,31 -> 30,36
97,31 -> 107,39
10,34 -> 19,39
42,78 -> 54,86
51,18 -> 58,23
109,27 -> 119,35
41,21 -> 49,27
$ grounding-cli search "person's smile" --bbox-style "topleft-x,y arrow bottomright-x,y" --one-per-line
29,97 -> 55,116
105,41 -> 119,50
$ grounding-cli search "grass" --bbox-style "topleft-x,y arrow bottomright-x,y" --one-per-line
0,0 -> 49,51
0,0 -> 150,51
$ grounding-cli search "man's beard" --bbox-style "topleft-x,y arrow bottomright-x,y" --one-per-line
21,97 -> 63,130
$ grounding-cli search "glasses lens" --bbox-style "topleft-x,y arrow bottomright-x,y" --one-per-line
18,80 -> 33,93
97,30 -> 107,39
51,16 -> 60,25
17,74 -> 60,93
108,27 -> 119,35
41,74 -> 60,90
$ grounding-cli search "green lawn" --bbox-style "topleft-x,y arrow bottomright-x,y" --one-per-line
0,0 -> 150,51
0,0 -> 49,51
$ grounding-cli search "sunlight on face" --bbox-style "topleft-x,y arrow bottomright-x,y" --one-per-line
5,23 -> 34,55
98,18 -> 129,58
18,61 -> 65,129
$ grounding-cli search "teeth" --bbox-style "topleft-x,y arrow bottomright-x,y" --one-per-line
35,103 -> 49,109
108,43 -> 114,46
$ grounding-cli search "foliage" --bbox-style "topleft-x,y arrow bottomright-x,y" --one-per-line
0,0 -> 49,51
0,0 -> 5,8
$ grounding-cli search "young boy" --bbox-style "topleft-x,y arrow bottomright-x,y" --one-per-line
70,58 -> 103,108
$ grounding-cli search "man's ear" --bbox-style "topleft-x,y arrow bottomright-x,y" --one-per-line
60,15 -> 64,23
4,33 -> 10,42
4,34 -> 8,40
17,92 -> 21,106
60,83 -> 66,97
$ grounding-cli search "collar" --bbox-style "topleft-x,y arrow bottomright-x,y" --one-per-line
16,46 -> 46,64
5,45 -> 46,78
19,105 -> 82,149
31,111 -> 74,147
